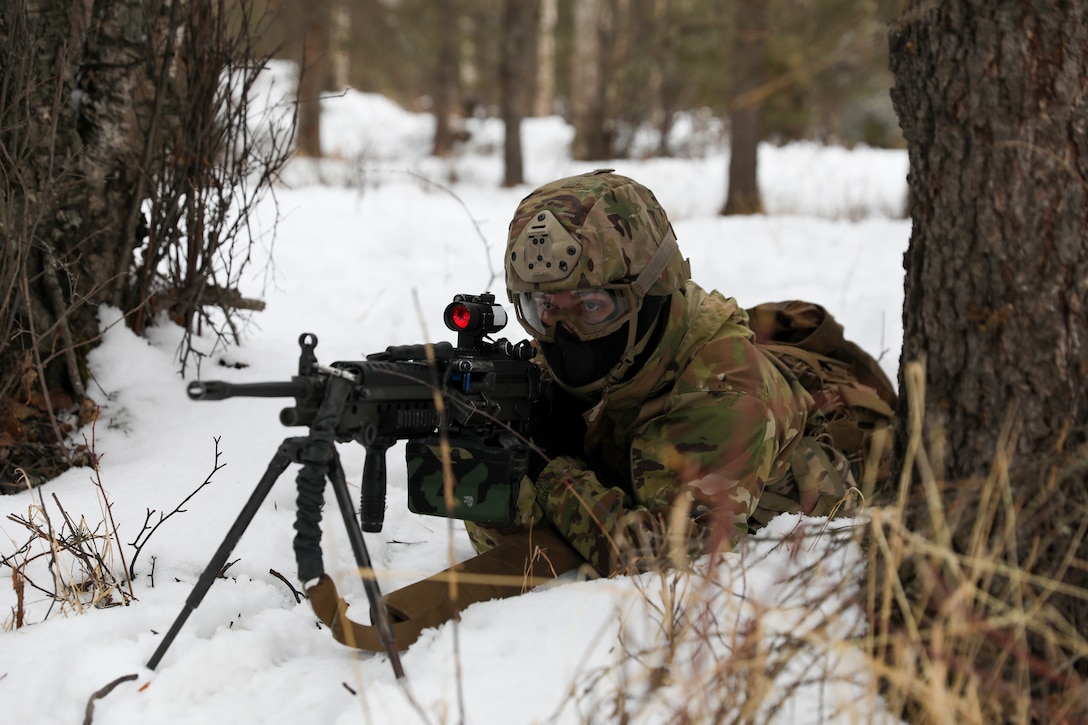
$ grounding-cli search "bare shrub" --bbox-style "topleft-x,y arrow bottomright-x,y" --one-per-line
130,0 -> 295,373
2,431 -> 225,629
0,0 -> 294,490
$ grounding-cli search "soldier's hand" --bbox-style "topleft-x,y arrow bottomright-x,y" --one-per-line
533,455 -> 592,515
511,475 -> 546,526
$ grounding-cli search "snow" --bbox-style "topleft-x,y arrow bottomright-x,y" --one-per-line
0,65 -> 910,724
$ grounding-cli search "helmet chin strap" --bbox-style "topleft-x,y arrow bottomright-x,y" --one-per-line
632,228 -> 682,296
599,316 -> 660,388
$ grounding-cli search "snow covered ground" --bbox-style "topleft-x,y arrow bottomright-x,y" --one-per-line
0,67 -> 910,724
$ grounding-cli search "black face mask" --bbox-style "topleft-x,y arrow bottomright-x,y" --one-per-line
541,323 -> 629,388
540,295 -> 667,390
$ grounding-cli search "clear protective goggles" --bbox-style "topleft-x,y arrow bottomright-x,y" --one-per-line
513,286 -> 639,342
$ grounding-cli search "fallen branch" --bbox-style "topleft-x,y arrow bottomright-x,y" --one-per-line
269,568 -> 305,603
83,673 -> 138,725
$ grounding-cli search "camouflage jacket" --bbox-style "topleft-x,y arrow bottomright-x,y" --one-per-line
531,280 -> 831,575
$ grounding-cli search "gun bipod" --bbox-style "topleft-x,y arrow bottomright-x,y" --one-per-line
147,378 -> 405,679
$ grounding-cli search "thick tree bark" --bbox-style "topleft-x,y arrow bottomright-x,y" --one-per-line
3,0 -> 175,387
889,0 -> 1088,714
0,0 -> 180,485
893,1 -> 1088,485
722,0 -> 765,215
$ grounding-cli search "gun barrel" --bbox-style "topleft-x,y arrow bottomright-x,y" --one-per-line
187,379 -> 313,401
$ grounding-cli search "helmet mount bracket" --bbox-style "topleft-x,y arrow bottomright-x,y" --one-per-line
509,209 -> 582,284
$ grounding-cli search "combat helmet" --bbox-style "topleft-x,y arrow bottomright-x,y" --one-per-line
505,170 -> 690,393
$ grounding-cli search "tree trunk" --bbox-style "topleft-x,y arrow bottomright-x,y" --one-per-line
570,0 -> 609,160
722,0 -> 765,215
328,0 -> 351,92
894,2 -> 1088,477
1,0 -> 178,386
652,0 -> 676,157
431,0 -> 459,157
0,0 -> 177,484
297,1 -> 328,157
888,1 -> 1088,716
499,0 -> 535,187
532,0 -> 557,117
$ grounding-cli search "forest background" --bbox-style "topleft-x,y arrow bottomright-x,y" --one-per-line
274,0 -> 904,171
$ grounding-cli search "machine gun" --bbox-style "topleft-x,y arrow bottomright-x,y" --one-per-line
146,293 -> 552,679
187,292 -> 546,530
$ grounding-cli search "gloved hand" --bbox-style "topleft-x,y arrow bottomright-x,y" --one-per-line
532,455 -> 588,514
508,455 -> 588,528
531,455 -> 705,574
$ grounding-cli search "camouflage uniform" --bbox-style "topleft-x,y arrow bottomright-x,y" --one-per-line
467,171 -> 854,576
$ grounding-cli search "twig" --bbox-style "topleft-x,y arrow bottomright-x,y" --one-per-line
269,568 -> 305,603
128,436 -> 225,578
84,419 -> 136,603
218,558 -> 239,578
83,673 -> 137,725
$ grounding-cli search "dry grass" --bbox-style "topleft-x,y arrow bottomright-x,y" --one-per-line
865,361 -> 1088,724
539,519 -> 879,724
3,459 -> 134,628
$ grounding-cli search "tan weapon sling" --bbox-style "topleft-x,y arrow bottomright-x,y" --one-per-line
307,526 -> 584,652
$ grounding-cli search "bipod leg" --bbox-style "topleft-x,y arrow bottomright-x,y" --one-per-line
328,454 -> 406,679
146,441 -> 296,670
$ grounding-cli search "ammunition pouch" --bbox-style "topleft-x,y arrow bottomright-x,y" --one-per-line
405,435 -> 529,525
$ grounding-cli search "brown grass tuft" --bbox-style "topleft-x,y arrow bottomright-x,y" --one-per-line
866,360 -> 1088,724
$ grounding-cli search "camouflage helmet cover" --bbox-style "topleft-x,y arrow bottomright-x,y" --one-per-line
505,170 -> 690,298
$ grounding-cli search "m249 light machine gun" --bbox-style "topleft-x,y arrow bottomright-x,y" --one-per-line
146,293 -> 553,678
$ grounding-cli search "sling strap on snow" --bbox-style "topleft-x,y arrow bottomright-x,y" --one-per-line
307,526 -> 584,652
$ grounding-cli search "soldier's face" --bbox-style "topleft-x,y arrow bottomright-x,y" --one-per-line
535,290 -> 618,327
522,288 -> 629,341
513,285 -> 638,343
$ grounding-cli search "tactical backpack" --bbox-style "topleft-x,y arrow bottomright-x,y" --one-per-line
747,300 -> 898,492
